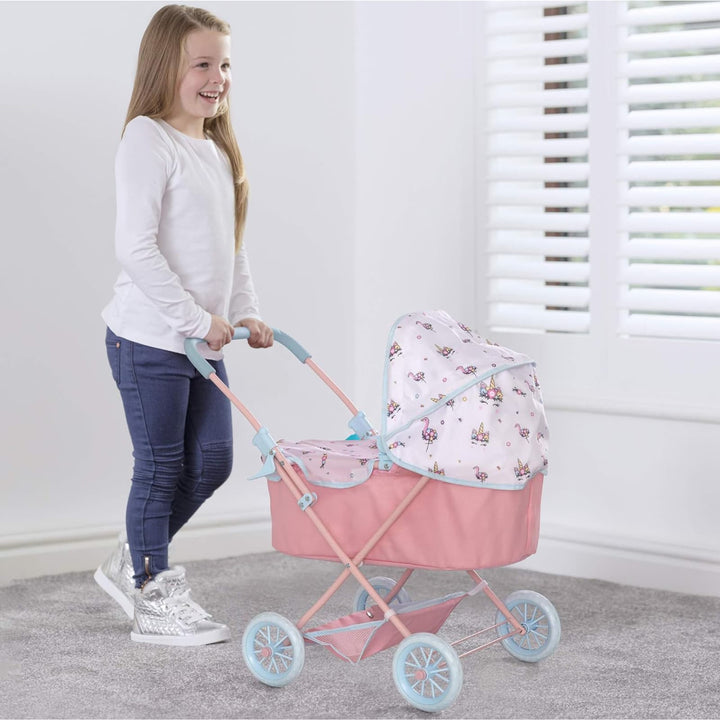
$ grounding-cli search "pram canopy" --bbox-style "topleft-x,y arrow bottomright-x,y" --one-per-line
378,310 -> 549,490
260,310 -> 549,493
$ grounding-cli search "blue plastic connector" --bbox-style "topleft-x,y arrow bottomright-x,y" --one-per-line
348,411 -> 374,440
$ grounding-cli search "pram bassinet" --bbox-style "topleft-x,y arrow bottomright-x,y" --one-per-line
258,310 -> 549,570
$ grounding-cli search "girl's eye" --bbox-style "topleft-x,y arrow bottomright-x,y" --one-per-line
222,63 -> 231,70
197,62 -> 209,69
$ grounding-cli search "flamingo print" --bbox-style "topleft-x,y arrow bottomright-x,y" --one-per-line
320,453 -> 328,469
420,417 -> 438,450
456,365 -> 477,376
416,320 -> 435,331
407,371 -> 426,382
472,466 -> 488,482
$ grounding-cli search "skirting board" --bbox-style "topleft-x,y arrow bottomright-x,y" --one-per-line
516,523 -> 720,598
0,514 -> 273,587
2,518 -> 718,597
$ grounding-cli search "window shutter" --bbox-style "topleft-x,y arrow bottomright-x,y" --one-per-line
484,1 -> 590,334
483,0 -> 720,341
618,1 -> 720,340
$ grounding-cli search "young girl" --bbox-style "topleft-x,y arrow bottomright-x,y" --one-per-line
95,4 -> 273,646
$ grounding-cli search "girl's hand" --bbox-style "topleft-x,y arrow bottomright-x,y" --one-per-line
236,318 -> 274,349
205,314 -> 235,351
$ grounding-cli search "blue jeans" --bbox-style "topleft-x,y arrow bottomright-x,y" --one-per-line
105,328 -> 233,586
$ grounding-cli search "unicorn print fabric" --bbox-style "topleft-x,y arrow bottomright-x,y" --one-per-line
379,310 -> 549,490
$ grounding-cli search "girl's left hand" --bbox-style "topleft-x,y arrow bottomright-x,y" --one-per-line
236,318 -> 274,349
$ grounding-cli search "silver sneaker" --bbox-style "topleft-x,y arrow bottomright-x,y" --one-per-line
93,533 -> 135,618
130,567 -> 230,646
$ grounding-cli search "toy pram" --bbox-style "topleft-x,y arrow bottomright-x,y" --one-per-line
186,310 -> 560,712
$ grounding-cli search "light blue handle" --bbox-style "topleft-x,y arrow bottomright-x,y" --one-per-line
184,326 -> 311,379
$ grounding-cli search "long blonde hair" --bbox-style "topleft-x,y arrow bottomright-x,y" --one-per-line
124,4 -> 248,250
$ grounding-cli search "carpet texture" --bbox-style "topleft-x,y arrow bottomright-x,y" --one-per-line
1,551 -> 719,719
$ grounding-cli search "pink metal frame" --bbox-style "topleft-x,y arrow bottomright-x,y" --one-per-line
207,349 -> 526,655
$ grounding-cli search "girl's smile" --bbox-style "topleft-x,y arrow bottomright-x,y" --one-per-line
165,29 -> 232,138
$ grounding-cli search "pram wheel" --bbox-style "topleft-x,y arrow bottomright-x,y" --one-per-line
353,576 -> 411,613
392,632 -> 463,712
495,590 -> 561,663
242,612 -> 305,687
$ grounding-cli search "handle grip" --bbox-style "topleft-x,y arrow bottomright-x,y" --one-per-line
184,326 -> 311,378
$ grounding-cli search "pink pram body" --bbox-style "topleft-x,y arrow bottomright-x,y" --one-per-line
268,460 -> 543,571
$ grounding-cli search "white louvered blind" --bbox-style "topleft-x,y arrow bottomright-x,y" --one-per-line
619,1 -> 720,340
485,1 -> 590,335
483,0 -> 720,341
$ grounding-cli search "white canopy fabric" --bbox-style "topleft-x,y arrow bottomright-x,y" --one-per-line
379,310 -> 549,489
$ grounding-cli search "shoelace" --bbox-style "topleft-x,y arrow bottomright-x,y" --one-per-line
167,590 -> 211,625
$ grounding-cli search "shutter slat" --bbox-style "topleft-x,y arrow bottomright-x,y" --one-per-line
623,187 -> 720,208
622,161 -> 719,182
488,11 -> 588,35
621,238 -> 720,261
490,235 -> 590,255
623,107 -> 720,131
623,212 -> 720,234
622,28 -> 720,53
620,314 -> 720,341
489,162 -> 589,182
488,61 -> 589,85
487,137 -> 589,157
619,288 -> 720,314
621,263 -> 720,288
623,133 -> 720,155
490,210 -> 590,232
487,37 -> 589,60
488,87 -> 589,109
623,81 -> 720,105
490,187 -> 589,207
623,1 -> 720,27
489,258 -> 590,283
621,55 -> 720,79
488,112 -> 588,133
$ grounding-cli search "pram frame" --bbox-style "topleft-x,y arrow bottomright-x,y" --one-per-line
186,327 -> 558,710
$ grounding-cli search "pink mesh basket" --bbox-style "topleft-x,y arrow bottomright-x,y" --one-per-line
304,593 -> 466,664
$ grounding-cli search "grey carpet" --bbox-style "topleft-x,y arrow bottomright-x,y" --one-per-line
1,552 -> 719,719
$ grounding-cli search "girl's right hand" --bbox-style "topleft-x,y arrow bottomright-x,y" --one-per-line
204,314 -> 235,351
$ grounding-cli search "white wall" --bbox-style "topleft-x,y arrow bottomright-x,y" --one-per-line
1,1 -> 717,598
0,0 -> 359,576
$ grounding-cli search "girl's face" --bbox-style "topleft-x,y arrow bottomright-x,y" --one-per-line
168,29 -> 232,137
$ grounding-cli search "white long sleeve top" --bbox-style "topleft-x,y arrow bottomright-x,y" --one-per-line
102,116 -> 260,360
